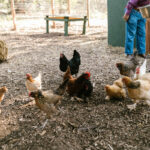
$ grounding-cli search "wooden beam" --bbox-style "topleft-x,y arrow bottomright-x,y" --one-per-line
51,0 -> 55,28
67,0 -> 70,26
67,0 -> 70,14
87,0 -> 90,27
146,19 -> 150,54
11,0 -> 16,30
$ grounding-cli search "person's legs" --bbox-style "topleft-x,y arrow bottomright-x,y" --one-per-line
125,10 -> 138,55
136,14 -> 146,55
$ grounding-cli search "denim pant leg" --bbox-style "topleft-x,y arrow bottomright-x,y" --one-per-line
125,11 -> 138,55
136,16 -> 146,54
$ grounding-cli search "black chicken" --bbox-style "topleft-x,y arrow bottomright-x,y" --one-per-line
75,73 -> 93,102
59,50 -> 81,76
65,69 -> 93,102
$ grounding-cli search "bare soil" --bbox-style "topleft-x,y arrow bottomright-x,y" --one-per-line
0,26 -> 150,150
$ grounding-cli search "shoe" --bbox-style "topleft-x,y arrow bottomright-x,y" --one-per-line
138,54 -> 146,58
126,54 -> 133,58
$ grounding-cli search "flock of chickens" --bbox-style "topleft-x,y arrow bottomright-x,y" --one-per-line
106,51 -> 150,110
0,50 -> 149,118
25,50 -> 93,118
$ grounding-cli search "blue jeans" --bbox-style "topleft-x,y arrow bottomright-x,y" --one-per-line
125,9 -> 146,55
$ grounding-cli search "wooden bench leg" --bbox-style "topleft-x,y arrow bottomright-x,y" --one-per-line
64,17 -> 69,36
82,16 -> 87,35
46,15 -> 49,33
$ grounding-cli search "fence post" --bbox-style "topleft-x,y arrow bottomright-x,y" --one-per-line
11,0 -> 16,30
64,16 -> 69,36
46,15 -> 49,33
82,16 -> 87,34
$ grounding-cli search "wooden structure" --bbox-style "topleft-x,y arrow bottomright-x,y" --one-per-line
51,0 -> 55,28
50,0 -> 90,28
11,0 -> 90,30
45,16 -> 88,36
146,19 -> 150,53
11,0 -> 16,30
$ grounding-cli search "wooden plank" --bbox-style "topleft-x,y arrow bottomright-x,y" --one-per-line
46,17 -> 83,20
11,0 -> 16,30
146,19 -> 150,54
68,0 -> 70,26
45,16 -> 87,21
87,0 -> 90,27
69,18 -> 88,21
51,0 -> 55,28
45,18 -> 66,21
69,17 -> 84,20
49,17 -> 65,19
44,15 -> 88,35
67,0 -> 70,14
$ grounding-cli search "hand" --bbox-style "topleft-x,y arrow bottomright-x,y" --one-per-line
123,14 -> 129,21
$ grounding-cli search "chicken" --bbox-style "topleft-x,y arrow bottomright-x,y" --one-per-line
116,51 -> 139,77
29,78 -> 68,117
59,50 -> 81,76
105,78 -> 126,100
25,72 -> 42,93
64,66 -> 93,102
63,66 -> 72,81
0,86 -> 8,102
59,53 -> 68,72
134,59 -> 147,80
122,76 -> 150,110
133,59 -> 150,82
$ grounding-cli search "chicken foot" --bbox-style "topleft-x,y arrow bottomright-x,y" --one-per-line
105,96 -> 110,101
145,100 -> 150,106
127,103 -> 137,110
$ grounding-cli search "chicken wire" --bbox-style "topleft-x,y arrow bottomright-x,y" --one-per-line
0,0 -> 107,29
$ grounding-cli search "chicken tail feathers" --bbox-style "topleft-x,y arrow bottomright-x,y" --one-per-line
38,72 -> 42,80
59,53 -> 69,72
55,79 -> 69,95
35,72 -> 42,86
73,50 -> 81,65
128,81 -> 140,89
73,50 -> 80,57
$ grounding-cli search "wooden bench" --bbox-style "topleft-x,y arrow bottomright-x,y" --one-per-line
44,16 -> 88,36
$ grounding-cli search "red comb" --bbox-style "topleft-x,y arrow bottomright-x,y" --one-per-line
136,67 -> 140,74
85,72 -> 91,77
60,53 -> 64,57
26,73 -> 31,77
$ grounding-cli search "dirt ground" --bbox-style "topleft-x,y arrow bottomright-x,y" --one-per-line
0,26 -> 150,150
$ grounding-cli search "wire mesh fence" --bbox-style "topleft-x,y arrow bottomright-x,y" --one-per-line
0,0 -> 107,31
